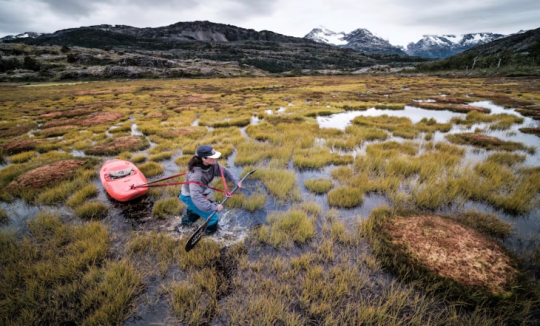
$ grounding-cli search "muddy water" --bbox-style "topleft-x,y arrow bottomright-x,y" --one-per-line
315,101 -> 540,249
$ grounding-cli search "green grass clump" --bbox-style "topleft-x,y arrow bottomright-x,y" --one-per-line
251,168 -> 299,201
242,193 -> 266,212
75,202 -> 108,219
304,179 -> 333,194
451,111 -> 524,130
153,197 -> 183,218
138,162 -> 164,177
293,148 -> 353,169
131,154 -> 147,163
150,151 -> 173,162
0,213 -> 142,325
327,186 -> 364,208
257,209 -> 314,247
66,184 -> 98,208
446,133 -> 534,153
487,152 -> 526,166
9,151 -> 36,163
117,151 -> 132,160
366,141 -> 418,157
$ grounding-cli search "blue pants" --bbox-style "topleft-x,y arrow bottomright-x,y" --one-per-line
179,194 -> 219,234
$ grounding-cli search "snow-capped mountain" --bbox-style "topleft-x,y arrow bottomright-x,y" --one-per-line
304,26 -> 348,46
304,26 -> 406,55
0,32 -> 44,42
406,33 -> 506,58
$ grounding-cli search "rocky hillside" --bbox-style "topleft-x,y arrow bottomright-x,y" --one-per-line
1,21 -> 429,81
460,27 -> 540,56
304,26 -> 406,55
406,33 -> 505,58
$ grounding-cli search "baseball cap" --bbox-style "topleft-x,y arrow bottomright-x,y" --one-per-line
196,145 -> 221,159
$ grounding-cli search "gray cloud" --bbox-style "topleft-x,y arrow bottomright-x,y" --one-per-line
396,0 -> 540,33
0,0 -> 538,44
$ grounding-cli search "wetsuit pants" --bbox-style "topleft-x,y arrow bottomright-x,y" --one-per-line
179,194 -> 219,234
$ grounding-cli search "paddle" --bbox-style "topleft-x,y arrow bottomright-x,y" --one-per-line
184,164 -> 262,252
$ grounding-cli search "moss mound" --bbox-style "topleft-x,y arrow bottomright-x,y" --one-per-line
386,215 -> 516,296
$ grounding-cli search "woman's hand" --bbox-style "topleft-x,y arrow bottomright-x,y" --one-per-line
217,205 -> 224,212
237,182 -> 242,188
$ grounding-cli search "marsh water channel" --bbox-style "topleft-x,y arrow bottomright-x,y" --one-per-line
1,100 -> 539,325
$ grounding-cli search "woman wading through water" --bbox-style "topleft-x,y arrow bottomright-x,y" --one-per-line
179,145 -> 242,234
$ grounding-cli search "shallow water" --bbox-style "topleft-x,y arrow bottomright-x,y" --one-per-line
314,102 -> 540,247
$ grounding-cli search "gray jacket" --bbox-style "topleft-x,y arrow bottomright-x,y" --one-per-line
180,163 -> 240,212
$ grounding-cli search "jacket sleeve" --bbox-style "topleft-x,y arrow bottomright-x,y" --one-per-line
215,163 -> 240,186
189,172 -> 218,212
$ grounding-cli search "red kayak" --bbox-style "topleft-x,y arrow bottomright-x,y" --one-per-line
100,159 -> 148,202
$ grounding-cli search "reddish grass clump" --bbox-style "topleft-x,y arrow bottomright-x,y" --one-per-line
7,160 -> 86,189
39,108 -> 91,119
1,140 -> 43,154
85,136 -> 148,156
42,112 -> 123,128
386,215 -> 516,295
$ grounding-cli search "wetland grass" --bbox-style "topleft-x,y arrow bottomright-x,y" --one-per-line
149,151 -> 173,162
75,201 -> 108,219
0,213 -> 142,325
446,133 -> 534,153
138,161 -> 164,177
66,184 -> 98,208
327,186 -> 364,208
9,151 -> 36,163
131,154 -> 147,163
257,209 -> 315,247
153,197 -> 183,218
304,178 -> 333,194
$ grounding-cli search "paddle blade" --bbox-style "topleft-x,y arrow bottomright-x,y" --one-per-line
185,218 -> 209,252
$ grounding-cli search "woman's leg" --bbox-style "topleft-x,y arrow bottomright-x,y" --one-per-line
179,195 -> 201,225
179,195 -> 219,233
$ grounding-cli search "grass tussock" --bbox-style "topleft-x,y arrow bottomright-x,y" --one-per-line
327,186 -> 364,208
138,161 -> 164,177
304,178 -> 333,194
446,133 -> 534,153
9,150 -> 37,163
0,213 -> 142,325
149,151 -> 173,162
153,197 -> 183,218
131,154 -> 147,163
258,209 -> 315,247
75,201 -> 108,219
66,184 -> 98,208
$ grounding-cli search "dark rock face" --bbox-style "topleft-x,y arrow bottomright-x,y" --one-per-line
0,32 -> 43,42
304,26 -> 406,55
406,33 -> 506,58
45,21 -> 312,44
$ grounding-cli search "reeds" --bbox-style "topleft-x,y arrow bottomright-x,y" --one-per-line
9,151 -> 36,163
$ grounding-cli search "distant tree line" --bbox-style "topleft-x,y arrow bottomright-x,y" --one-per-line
415,41 -> 540,72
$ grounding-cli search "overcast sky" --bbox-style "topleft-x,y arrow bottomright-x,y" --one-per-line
1,0 -> 539,46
